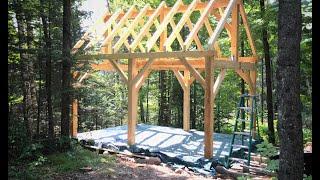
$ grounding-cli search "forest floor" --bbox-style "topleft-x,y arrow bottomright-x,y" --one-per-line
8,143 -> 272,180
52,155 -> 235,180
51,155 -> 274,180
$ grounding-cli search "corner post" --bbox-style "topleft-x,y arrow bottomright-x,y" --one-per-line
183,70 -> 190,131
71,98 -> 78,137
128,58 -> 138,145
204,56 -> 215,159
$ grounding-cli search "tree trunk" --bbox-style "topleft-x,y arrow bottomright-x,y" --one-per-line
277,0 -> 303,179
40,0 -> 54,140
260,0 -> 275,144
13,0 -> 32,141
139,97 -> 145,123
61,0 -> 72,139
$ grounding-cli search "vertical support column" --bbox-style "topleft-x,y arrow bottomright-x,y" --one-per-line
204,57 -> 215,159
128,58 -> 138,145
249,70 -> 257,138
71,98 -> 78,137
183,71 -> 190,131
231,1 -> 239,59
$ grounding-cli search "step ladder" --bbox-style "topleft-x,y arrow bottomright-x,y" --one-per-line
225,94 -> 257,168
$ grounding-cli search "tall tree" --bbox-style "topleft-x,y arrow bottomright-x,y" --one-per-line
277,0 -> 303,179
260,0 -> 275,144
61,0 -> 72,139
40,0 -> 54,140
13,0 -> 37,141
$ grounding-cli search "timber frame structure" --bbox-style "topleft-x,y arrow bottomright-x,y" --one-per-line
71,0 -> 258,159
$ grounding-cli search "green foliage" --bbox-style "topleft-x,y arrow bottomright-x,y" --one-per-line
8,143 -> 116,179
304,174 -> 312,180
19,143 -> 44,161
256,141 -> 279,172
237,176 -> 252,180
303,128 -> 312,144
256,141 -> 278,158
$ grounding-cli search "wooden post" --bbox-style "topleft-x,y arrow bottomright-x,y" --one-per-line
249,70 -> 257,138
71,98 -> 78,137
183,70 -> 190,131
231,1 -> 239,59
128,58 -> 138,145
204,57 -> 214,159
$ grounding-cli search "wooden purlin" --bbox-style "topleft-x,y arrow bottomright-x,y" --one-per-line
130,1 -> 166,52
103,0 -> 229,22
164,0 -> 198,50
113,5 -> 150,53
146,0 -> 182,52
102,6 -> 136,47
184,0 -> 217,50
84,9 -> 122,50
208,0 -> 237,48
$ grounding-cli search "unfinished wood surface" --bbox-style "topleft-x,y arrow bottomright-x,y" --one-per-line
179,57 -> 205,88
128,58 -> 138,145
77,50 -> 215,61
71,0 -> 259,160
146,0 -> 182,52
230,2 -> 239,59
208,0 -> 237,48
184,0 -> 217,50
204,57 -> 215,159
183,71 -> 191,131
239,2 -> 257,56
109,59 -> 128,84
164,0 -> 198,50
90,58 -> 256,72
71,99 -> 78,137
213,69 -> 226,99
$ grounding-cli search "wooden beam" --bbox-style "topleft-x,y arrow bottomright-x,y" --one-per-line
179,57 -> 205,88
164,0 -> 198,50
113,5 -> 150,53
230,2 -> 239,59
130,2 -> 166,51
208,0 -> 237,48
173,70 -> 187,90
236,69 -> 253,91
185,19 -> 204,50
71,99 -> 78,137
76,50 -> 215,60
128,58 -> 138,145
212,8 -> 232,38
183,71 -> 191,131
103,0 -> 229,22
184,0 -> 218,50
109,59 -> 128,84
168,19 -> 185,51
213,69 -> 226,99
239,2 -> 257,56
146,0 -> 182,52
189,69 -> 204,84
90,58 -> 256,71
204,57 -> 214,159
102,6 -> 136,46
85,9 -> 123,50
132,58 -> 155,87
135,70 -> 151,90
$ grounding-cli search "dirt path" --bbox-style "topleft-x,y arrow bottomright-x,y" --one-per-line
53,156 -> 234,180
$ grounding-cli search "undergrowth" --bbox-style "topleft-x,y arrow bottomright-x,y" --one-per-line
8,140 -> 116,180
